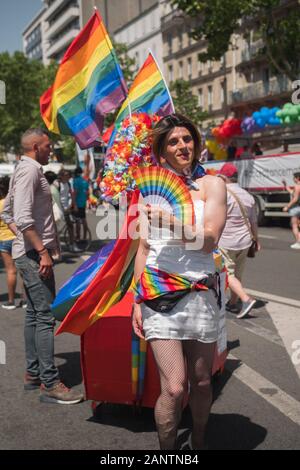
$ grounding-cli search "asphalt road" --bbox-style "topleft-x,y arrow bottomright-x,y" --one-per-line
0,213 -> 299,451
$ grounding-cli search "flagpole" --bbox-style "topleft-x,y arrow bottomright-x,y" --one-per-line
148,49 -> 175,113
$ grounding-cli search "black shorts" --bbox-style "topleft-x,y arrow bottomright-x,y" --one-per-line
74,207 -> 86,220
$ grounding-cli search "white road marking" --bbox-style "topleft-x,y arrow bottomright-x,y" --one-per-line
228,316 -> 284,348
246,289 -> 300,308
227,353 -> 300,426
265,301 -> 300,379
259,234 -> 278,240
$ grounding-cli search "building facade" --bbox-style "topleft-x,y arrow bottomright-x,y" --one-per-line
114,1 -> 163,71
22,6 -> 47,62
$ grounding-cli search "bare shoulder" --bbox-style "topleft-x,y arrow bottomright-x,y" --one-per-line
196,175 -> 226,192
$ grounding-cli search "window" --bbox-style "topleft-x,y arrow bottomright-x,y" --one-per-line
198,55 -> 203,75
168,64 -> 174,83
167,34 -> 172,55
187,57 -> 192,79
220,82 -> 225,105
208,85 -> 213,108
179,61 -> 183,79
198,89 -> 203,109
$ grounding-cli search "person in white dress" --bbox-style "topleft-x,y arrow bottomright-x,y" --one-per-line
132,114 -> 227,450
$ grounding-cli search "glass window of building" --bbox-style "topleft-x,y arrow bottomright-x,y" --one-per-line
187,58 -> 192,79
198,88 -> 203,109
208,85 -> 213,107
179,61 -> 183,79
168,64 -> 174,82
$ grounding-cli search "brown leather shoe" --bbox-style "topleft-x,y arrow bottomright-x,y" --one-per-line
24,373 -> 41,391
40,382 -> 84,404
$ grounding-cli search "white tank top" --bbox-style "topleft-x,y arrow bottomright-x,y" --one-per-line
145,200 -> 215,281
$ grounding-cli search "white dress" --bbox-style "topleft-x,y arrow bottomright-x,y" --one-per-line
141,200 -> 220,343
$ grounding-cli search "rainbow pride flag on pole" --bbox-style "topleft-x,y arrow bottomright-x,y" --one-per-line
111,52 -> 174,138
40,10 -> 127,149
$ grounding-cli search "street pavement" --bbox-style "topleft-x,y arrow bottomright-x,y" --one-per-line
0,212 -> 299,450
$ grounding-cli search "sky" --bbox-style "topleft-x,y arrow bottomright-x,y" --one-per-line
0,0 -> 43,54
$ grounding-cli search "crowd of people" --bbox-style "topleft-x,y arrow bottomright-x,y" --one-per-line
0,117 -> 299,450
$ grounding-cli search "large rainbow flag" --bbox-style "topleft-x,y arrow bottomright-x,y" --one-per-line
40,10 -> 127,149
56,190 -> 140,336
107,52 -> 174,146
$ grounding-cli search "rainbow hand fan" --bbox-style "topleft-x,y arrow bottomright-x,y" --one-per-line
133,166 -> 195,225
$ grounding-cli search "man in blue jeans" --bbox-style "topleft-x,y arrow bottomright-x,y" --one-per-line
2,128 -> 83,404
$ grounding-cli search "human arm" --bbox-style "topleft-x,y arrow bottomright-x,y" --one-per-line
283,185 -> 300,211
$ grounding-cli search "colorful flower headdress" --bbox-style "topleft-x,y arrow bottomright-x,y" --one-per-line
99,112 -> 160,203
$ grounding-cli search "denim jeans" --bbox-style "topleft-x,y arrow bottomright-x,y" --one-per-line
15,250 -> 59,388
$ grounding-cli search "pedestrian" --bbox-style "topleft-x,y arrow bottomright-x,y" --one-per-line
73,167 -> 89,243
56,169 -> 79,252
282,173 -> 300,249
2,128 -> 83,404
44,171 -> 65,233
0,176 -> 18,309
132,113 -> 227,450
251,142 -> 263,156
217,162 -> 260,318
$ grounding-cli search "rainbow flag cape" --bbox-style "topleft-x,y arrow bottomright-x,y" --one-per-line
51,240 -> 116,322
56,190 -> 140,336
40,10 -> 127,149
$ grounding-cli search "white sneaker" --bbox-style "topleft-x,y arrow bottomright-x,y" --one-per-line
290,242 -> 300,250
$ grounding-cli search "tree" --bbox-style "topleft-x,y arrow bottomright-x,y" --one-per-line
172,0 -> 300,81
170,79 -> 208,124
0,52 -> 58,153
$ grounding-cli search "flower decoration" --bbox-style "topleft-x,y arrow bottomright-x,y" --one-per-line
100,112 -> 160,203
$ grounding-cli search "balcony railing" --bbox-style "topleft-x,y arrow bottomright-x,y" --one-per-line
45,27 -> 79,59
240,39 -> 264,63
43,0 -> 72,22
45,5 -> 79,40
229,76 -> 291,104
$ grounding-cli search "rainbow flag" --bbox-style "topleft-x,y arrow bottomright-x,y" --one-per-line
56,190 -> 140,336
40,11 -> 127,149
108,52 -> 174,145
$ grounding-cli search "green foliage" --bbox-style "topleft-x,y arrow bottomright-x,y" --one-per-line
172,0 -> 300,80
0,52 -> 58,153
170,79 -> 208,124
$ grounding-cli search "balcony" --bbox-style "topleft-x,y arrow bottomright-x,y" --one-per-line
43,0 -> 73,22
240,39 -> 264,64
161,9 -> 185,31
45,5 -> 80,40
229,76 -> 291,105
45,27 -> 79,59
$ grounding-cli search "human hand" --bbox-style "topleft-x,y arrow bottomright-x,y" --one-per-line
282,206 -> 289,212
39,251 -> 53,279
144,205 -> 173,228
256,240 -> 262,252
132,303 -> 145,340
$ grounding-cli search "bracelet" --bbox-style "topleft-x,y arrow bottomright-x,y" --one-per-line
37,247 -> 47,255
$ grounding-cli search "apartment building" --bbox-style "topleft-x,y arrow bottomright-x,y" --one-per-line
23,0 -> 159,64
114,1 -> 163,71
23,6 -> 47,62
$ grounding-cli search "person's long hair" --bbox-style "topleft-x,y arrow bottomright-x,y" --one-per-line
152,113 -> 202,170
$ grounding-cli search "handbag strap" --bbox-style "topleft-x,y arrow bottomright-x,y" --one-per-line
227,187 -> 254,240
